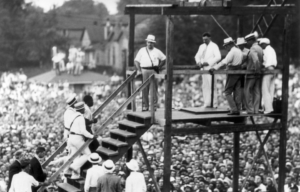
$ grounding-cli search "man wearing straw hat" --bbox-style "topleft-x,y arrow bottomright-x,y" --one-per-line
209,37 -> 243,115
96,160 -> 122,192
125,159 -> 147,192
259,38 -> 277,114
68,102 -> 95,179
64,95 -> 78,140
84,153 -> 104,192
134,34 -> 166,111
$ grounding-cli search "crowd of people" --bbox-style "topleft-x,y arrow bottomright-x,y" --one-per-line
0,59 -> 299,192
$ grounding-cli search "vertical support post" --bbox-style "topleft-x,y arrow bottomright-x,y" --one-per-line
163,16 -> 174,192
127,13 -> 135,110
131,79 -> 136,112
278,15 -> 289,192
150,75 -> 155,124
237,16 -> 243,37
210,74 -> 214,108
233,132 -> 240,192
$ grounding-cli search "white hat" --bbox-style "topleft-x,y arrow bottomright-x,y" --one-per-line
74,102 -> 85,111
236,37 -> 247,46
126,159 -> 139,171
259,38 -> 270,45
103,160 -> 115,173
258,165 -> 265,170
145,34 -> 156,43
223,37 -> 234,46
88,153 -> 101,164
245,33 -> 256,41
66,95 -> 77,106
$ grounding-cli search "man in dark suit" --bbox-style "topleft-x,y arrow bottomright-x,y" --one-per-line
7,150 -> 23,191
30,146 -> 48,192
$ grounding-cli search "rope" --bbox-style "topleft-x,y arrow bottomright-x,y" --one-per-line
210,15 -> 230,37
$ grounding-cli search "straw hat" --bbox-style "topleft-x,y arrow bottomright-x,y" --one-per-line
126,159 -> 140,171
145,34 -> 156,43
103,160 -> 115,173
88,153 -> 101,164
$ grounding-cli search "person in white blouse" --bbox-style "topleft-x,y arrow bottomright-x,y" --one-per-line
259,38 -> 277,114
195,32 -> 221,108
68,102 -> 95,179
84,153 -> 104,192
125,159 -> 146,192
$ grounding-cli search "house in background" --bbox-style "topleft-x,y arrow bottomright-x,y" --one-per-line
55,14 -> 106,69
103,15 -> 152,74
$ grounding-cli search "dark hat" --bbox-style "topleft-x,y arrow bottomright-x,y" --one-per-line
75,102 -> 85,111
20,159 -> 31,168
36,146 -> 46,154
14,150 -> 23,157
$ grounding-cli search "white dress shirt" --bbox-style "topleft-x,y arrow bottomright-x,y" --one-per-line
70,112 -> 93,139
9,171 -> 39,192
135,47 -> 166,67
263,45 -> 277,68
125,172 -> 147,192
213,46 -> 243,70
194,41 -> 221,70
63,107 -> 78,129
255,183 -> 267,192
84,165 -> 105,192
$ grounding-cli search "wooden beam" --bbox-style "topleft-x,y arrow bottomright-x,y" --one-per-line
125,6 -> 293,16
171,69 -> 282,75
233,132 -> 240,192
278,16 -> 289,192
137,139 -> 161,192
163,16 -> 174,192
171,123 -> 282,135
127,13 -> 135,110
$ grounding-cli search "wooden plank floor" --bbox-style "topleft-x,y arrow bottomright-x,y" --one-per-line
127,108 -> 281,126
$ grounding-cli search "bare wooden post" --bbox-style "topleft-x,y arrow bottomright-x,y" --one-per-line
131,79 -> 136,111
210,74 -> 214,108
137,139 -> 161,192
150,76 -> 155,124
233,132 -> 240,192
163,16 -> 174,192
127,13 -> 135,111
278,15 -> 290,192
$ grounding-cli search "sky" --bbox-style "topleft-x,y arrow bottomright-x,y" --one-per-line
25,0 -> 120,14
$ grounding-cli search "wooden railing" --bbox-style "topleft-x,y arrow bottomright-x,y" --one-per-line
38,73 -> 155,192
42,71 -> 137,168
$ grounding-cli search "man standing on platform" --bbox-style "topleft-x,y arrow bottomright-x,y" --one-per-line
29,147 -> 48,192
244,33 -> 263,114
68,102 -> 95,179
134,34 -> 166,111
195,32 -> 221,108
209,37 -> 243,115
259,38 -> 277,114
7,150 -> 23,192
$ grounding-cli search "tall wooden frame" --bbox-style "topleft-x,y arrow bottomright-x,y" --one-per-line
125,3 -> 294,192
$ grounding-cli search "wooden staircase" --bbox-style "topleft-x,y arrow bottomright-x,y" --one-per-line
56,111 -> 153,192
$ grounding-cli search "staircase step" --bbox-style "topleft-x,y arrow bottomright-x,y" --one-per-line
110,129 -> 137,138
97,146 -> 119,157
102,138 -> 128,147
127,111 -> 152,119
118,119 -> 145,128
57,183 -> 81,192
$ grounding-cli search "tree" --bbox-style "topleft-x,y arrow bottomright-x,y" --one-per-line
56,0 -> 108,18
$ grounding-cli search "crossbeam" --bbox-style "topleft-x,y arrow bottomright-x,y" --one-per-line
171,123 -> 282,135
125,6 -> 293,16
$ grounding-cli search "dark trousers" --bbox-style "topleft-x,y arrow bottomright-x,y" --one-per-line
244,77 -> 261,113
224,74 -> 242,112
86,126 -> 99,152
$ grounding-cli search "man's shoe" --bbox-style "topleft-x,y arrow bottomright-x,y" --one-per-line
228,111 -> 240,115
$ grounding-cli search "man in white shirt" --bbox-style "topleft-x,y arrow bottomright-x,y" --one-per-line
259,38 -> 277,114
9,159 -> 48,192
195,32 -> 221,108
254,175 -> 267,192
68,102 -> 95,179
135,34 -> 166,111
63,95 -> 78,140
125,159 -> 146,192
210,37 -> 243,115
84,153 -> 104,192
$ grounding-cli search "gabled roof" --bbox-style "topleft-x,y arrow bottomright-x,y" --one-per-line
67,29 -> 84,46
85,26 -> 104,44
